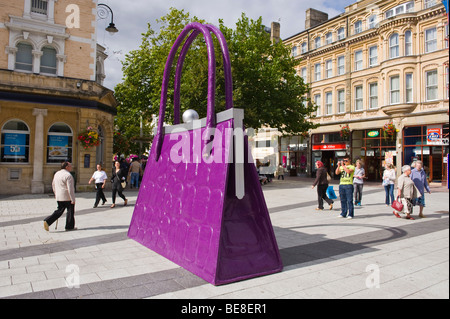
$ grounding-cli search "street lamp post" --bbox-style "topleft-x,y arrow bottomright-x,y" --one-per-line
98,3 -> 119,34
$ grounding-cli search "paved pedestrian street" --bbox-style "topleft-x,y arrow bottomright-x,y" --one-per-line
0,178 -> 448,300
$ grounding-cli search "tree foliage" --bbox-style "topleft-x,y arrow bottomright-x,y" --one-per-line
114,8 -> 317,153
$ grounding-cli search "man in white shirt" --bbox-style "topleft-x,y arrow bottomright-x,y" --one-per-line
89,163 -> 108,208
44,161 -> 76,231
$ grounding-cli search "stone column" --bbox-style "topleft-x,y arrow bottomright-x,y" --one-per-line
31,108 -> 48,194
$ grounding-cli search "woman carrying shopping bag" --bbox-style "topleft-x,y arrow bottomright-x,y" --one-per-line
394,165 -> 421,220
311,161 -> 334,211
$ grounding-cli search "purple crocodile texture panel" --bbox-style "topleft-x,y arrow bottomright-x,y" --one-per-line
128,120 -> 232,285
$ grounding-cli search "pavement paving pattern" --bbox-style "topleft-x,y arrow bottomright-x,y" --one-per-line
0,177 -> 448,299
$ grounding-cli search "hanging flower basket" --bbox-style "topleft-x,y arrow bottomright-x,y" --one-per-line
382,121 -> 398,141
340,124 -> 351,140
78,126 -> 100,149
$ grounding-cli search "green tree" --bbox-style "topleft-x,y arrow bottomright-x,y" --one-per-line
114,8 -> 317,151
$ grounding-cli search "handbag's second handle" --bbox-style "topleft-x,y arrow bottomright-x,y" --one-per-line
173,24 -> 233,124
154,22 -> 216,161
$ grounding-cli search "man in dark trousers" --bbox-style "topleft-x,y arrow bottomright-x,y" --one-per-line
44,161 -> 77,231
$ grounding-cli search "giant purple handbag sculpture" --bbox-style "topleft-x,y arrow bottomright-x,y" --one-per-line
128,22 -> 283,286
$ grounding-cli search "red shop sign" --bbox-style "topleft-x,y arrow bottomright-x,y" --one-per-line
312,143 -> 347,151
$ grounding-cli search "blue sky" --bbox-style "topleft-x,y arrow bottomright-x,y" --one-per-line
97,0 -> 356,89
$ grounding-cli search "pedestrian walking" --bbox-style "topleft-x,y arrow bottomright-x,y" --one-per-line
382,163 -> 396,206
277,164 -> 285,180
311,161 -> 333,211
394,165 -> 421,220
43,161 -> 76,231
128,157 -> 143,189
410,160 -> 431,218
335,157 -> 355,219
353,160 -> 365,206
111,160 -> 128,208
88,163 -> 108,208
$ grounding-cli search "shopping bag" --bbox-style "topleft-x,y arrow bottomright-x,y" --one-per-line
128,22 -> 283,286
326,186 -> 337,200
392,196 -> 404,212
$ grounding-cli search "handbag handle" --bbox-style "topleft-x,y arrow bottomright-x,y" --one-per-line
154,22 -> 217,161
173,24 -> 233,125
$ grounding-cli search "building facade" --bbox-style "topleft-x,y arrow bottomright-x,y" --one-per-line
284,0 -> 449,183
0,0 -> 117,195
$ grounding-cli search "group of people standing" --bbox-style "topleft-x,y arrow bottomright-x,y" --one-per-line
311,157 -> 431,220
43,158 -> 145,232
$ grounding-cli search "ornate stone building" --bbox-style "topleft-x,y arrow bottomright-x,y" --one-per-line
284,0 -> 449,182
0,0 -> 117,194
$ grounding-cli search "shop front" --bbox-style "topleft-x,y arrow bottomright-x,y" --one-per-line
280,135 -> 308,176
311,132 -> 350,179
403,124 -> 449,184
352,129 -> 397,181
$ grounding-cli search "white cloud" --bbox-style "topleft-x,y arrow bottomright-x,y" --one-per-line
97,0 -> 354,90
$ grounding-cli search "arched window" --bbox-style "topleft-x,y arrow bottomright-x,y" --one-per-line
40,46 -> 57,74
1,120 -> 30,163
15,42 -> 33,72
354,20 -> 362,34
405,30 -> 412,56
389,33 -> 399,58
47,123 -> 73,163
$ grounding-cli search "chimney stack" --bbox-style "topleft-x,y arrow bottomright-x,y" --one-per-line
305,8 -> 328,29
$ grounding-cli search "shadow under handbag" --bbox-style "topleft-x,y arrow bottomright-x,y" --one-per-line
127,22 -> 283,286
392,196 -> 404,212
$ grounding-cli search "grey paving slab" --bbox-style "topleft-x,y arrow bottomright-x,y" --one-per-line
0,178 -> 448,299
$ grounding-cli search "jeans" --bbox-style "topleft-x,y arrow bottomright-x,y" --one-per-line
130,172 -> 139,188
339,184 -> 354,217
44,201 -> 75,230
384,184 -> 395,205
354,183 -> 363,203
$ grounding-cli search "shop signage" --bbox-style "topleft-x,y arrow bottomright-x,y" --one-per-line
312,143 -> 347,151
48,135 -> 69,160
427,125 -> 442,145
367,130 -> 379,138
3,133 -> 26,159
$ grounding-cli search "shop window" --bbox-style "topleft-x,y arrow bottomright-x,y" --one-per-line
1,120 -> 30,163
40,46 -> 57,75
15,42 -> 33,72
47,123 -> 73,164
